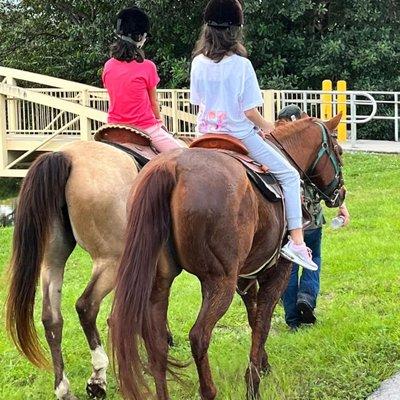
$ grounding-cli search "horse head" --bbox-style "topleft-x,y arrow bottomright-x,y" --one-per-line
310,113 -> 346,208
274,113 -> 346,208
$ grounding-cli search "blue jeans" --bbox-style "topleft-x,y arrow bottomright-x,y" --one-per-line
282,227 -> 322,327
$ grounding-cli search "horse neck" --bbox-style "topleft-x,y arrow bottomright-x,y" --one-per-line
275,123 -> 321,173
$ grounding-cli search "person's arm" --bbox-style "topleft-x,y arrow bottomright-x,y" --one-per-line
242,61 -> 274,138
244,108 -> 275,137
148,87 -> 162,121
337,203 -> 350,226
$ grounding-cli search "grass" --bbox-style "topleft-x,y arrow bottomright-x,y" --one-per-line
1,153 -> 400,399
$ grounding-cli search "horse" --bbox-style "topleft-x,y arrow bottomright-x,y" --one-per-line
109,114 -> 346,400
5,140 -> 141,400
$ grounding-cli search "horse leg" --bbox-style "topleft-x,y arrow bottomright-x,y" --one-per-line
189,276 -> 237,400
245,259 -> 292,400
41,223 -> 76,400
144,254 -> 179,400
237,279 -> 269,373
75,258 -> 117,399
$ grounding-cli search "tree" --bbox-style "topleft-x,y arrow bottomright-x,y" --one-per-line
1,0 -> 399,91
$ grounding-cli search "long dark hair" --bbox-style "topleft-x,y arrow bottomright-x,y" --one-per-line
110,37 -> 145,62
192,24 -> 247,62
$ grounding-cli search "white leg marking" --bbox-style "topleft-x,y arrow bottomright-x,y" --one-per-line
55,373 -> 70,399
89,346 -> 109,383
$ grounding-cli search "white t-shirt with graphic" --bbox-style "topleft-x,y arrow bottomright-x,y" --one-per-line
190,54 -> 263,139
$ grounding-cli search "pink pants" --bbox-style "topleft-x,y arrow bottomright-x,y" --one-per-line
143,122 -> 185,152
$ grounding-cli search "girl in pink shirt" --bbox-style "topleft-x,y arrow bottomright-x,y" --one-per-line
102,6 -> 182,152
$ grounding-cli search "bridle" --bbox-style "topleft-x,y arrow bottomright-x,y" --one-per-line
268,121 -> 344,206
306,122 -> 344,205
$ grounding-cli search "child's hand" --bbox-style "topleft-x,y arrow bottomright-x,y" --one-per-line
262,121 -> 275,135
258,129 -> 266,139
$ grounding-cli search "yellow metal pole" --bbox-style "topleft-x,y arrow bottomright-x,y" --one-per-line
262,90 -> 275,122
321,80 -> 333,120
337,80 -> 347,142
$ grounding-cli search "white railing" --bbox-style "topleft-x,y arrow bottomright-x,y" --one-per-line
278,90 -> 378,145
0,67 -> 108,176
0,66 -> 399,177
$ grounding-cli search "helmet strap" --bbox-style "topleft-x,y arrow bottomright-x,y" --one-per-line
116,32 -> 147,48
136,33 -> 147,49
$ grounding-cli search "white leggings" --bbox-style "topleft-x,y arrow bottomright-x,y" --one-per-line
240,131 -> 302,230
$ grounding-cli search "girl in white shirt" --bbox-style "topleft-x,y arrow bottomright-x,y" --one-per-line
190,0 -> 317,271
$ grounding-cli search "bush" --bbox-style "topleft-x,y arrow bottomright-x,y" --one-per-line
0,178 -> 21,200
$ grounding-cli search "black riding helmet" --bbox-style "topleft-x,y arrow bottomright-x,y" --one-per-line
277,105 -> 303,121
204,0 -> 244,28
116,6 -> 151,39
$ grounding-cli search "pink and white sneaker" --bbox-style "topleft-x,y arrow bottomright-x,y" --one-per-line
280,240 -> 318,271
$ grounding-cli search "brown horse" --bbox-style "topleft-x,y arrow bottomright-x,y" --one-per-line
110,115 -> 346,400
5,140 -> 140,400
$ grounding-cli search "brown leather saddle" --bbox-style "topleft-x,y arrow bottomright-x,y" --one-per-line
94,124 -> 159,166
190,134 -> 269,174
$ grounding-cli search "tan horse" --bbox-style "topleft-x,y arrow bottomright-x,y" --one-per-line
109,115 -> 346,400
5,140 -> 139,400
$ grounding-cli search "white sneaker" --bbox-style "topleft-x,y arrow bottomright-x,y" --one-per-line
280,240 -> 318,271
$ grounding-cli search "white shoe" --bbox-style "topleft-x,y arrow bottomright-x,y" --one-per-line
280,240 -> 318,271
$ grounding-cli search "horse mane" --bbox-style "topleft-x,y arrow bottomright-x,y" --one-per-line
274,117 -> 316,138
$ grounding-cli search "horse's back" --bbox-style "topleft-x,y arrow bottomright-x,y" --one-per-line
172,148 -> 255,227
60,141 -> 138,255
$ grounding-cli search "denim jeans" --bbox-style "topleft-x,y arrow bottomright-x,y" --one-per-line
282,227 -> 322,327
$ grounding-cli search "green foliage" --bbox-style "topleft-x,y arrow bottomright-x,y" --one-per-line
1,1 -> 399,139
1,0 -> 400,91
0,178 -> 20,200
0,153 -> 400,399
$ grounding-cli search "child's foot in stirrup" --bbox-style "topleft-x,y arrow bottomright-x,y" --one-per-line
280,240 -> 318,271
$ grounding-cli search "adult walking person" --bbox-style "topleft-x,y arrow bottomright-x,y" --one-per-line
280,105 -> 350,330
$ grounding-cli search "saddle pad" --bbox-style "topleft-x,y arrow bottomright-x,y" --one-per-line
102,141 -> 156,168
246,168 -> 282,203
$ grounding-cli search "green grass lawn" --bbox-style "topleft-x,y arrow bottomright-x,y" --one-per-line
1,153 -> 400,399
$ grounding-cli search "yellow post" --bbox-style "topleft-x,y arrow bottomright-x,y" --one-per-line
336,80 -> 347,142
262,90 -> 275,122
321,80 -> 333,120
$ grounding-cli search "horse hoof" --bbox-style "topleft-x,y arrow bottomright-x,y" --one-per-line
86,380 -> 106,399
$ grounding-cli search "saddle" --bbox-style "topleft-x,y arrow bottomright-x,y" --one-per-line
94,124 -> 159,167
190,134 -> 282,203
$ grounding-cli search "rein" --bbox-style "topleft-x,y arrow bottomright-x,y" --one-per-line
267,122 -> 343,206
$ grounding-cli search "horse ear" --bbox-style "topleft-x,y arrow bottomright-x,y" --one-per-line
325,112 -> 343,131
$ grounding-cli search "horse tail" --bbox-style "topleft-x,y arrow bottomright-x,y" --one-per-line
110,160 -> 177,400
6,152 -> 72,369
